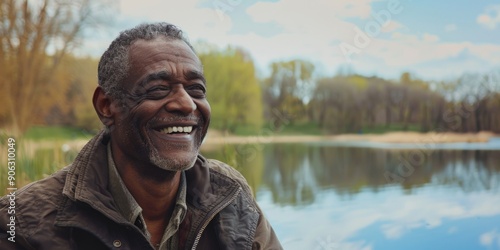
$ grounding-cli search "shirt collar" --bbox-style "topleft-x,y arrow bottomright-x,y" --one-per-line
107,143 -> 188,247
107,143 -> 143,224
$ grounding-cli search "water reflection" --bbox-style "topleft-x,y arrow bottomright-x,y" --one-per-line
203,144 -> 500,202
202,143 -> 500,250
2,141 -> 499,249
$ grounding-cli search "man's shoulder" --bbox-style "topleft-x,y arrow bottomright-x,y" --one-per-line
2,166 -> 69,203
205,159 -> 245,181
204,158 -> 254,196
0,167 -> 69,237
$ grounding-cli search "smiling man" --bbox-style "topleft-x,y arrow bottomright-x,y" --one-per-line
0,23 -> 282,250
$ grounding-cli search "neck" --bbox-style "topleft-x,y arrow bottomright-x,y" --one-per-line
110,142 -> 184,246
121,168 -> 180,247
122,166 -> 181,221
111,146 -> 181,221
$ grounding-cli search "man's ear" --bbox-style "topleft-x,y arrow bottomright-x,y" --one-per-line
93,86 -> 116,128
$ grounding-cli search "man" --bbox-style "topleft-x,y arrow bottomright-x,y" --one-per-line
0,23 -> 282,250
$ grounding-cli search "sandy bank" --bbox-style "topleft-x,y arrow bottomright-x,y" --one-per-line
203,131 -> 497,145
11,131 -> 497,156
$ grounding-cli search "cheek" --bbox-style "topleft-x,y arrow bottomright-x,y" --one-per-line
114,106 -> 155,138
197,100 -> 211,122
128,102 -> 159,122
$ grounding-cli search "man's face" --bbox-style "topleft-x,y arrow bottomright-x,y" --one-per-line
110,38 -> 210,172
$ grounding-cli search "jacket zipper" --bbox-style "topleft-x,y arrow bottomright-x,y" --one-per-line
190,186 -> 242,250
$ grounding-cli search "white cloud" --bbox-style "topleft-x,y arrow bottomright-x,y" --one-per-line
423,33 -> 440,43
247,0 -> 374,24
339,30 -> 500,79
479,229 -> 500,248
118,0 -> 233,43
477,5 -> 500,29
360,33 -> 456,67
445,24 -> 457,32
245,0 -> 376,42
382,21 -> 404,33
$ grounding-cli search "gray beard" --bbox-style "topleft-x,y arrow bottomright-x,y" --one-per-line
148,145 -> 198,172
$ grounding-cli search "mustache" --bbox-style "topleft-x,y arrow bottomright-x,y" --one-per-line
148,114 -> 202,126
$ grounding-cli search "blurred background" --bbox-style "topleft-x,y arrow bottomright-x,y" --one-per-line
1,0 -> 500,249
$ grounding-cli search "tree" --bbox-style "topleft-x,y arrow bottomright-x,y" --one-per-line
262,60 -> 315,127
310,75 -> 367,133
199,46 -> 263,134
0,0 -> 113,135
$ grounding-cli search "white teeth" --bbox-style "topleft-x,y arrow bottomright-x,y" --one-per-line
160,126 -> 193,134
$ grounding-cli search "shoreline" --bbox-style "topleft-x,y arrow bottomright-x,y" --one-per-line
8,131 -> 497,155
203,131 -> 496,145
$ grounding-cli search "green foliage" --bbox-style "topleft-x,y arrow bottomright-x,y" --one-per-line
0,138 -> 80,194
70,57 -> 103,131
199,46 -> 263,133
262,59 -> 315,127
348,75 -> 369,90
270,122 -> 323,135
232,122 -> 323,136
24,126 -> 95,141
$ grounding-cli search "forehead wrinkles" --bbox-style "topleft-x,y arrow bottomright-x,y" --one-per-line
128,41 -> 201,80
129,38 -> 199,64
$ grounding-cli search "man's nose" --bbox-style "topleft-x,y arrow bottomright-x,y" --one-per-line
164,86 -> 197,114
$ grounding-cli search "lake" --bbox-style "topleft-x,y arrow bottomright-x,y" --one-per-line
202,141 -> 500,250
2,139 -> 500,249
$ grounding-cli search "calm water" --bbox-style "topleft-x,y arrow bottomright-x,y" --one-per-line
2,140 -> 500,250
202,142 -> 500,250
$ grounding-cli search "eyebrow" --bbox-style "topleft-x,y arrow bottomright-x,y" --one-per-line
138,71 -> 173,87
137,70 -> 206,88
184,70 -> 206,84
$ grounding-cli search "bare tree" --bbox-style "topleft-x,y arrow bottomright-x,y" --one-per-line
0,0 -> 113,135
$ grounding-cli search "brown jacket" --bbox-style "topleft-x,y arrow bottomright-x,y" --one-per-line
0,132 -> 282,250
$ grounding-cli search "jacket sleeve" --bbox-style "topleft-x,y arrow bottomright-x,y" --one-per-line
0,234 -> 32,250
0,197 -> 34,250
252,203 -> 283,250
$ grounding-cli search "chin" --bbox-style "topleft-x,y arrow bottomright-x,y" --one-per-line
148,149 -> 198,172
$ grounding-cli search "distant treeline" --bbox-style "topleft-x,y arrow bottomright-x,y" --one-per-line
305,69 -> 500,134
201,46 -> 500,135
2,45 -> 500,135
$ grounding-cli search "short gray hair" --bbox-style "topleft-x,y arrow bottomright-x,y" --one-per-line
97,22 -> 195,100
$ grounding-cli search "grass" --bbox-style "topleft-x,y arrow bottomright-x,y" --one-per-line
233,122 -> 324,136
24,126 -> 96,141
0,132 -> 82,194
271,122 -> 324,135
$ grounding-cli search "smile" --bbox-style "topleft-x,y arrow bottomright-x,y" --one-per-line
159,126 -> 193,134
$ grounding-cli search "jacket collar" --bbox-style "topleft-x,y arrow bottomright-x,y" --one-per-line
55,130 -> 241,229
57,131 -> 125,226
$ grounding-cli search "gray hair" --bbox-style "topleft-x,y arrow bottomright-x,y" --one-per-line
97,22 -> 195,101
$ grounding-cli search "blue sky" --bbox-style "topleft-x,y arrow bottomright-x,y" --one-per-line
80,0 -> 500,81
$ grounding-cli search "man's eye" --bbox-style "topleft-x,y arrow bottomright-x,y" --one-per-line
146,86 -> 170,99
186,84 -> 206,98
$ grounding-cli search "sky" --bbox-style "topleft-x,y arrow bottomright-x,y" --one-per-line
80,0 -> 500,81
